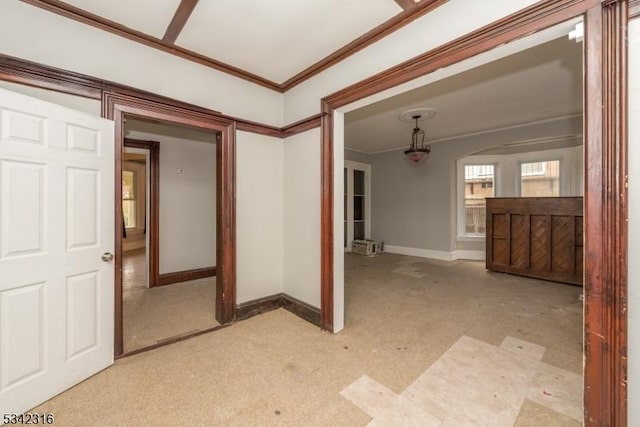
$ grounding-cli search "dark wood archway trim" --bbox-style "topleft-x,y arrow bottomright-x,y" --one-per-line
104,92 -> 236,357
584,1 -> 628,424
123,138 -> 160,288
320,0 -> 628,425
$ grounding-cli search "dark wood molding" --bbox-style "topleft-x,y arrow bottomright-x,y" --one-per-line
18,0 -> 449,92
320,100 -> 334,332
162,0 -> 199,44
280,0 -> 449,90
236,293 -> 322,327
123,138 -> 160,287
320,1 -> 628,425
236,294 -> 283,321
105,92 -> 236,357
19,0 -> 281,91
280,294 -> 322,327
281,114 -> 323,138
324,0 -> 600,109
584,2 -> 628,425
0,53 -> 321,138
117,323 -> 230,359
235,119 -> 282,138
0,54 -> 102,99
157,267 -> 217,287
630,0 -> 640,18
394,0 -> 417,11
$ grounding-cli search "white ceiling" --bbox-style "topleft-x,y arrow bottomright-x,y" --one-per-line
344,35 -> 583,154
53,0 -> 404,85
176,0 -> 400,82
63,0 -> 182,39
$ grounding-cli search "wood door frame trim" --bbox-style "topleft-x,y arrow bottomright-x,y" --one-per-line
320,1 -> 628,425
123,138 -> 160,287
105,92 -> 236,357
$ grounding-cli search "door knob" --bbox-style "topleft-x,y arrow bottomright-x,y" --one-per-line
101,252 -> 114,262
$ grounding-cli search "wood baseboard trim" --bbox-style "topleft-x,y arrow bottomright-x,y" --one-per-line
236,294 -> 283,321
279,294 -> 322,327
236,293 -> 321,327
156,266 -> 216,287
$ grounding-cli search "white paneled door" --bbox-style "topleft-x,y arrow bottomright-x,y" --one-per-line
0,88 -> 114,415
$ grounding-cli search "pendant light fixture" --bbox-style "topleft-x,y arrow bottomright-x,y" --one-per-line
403,114 -> 432,165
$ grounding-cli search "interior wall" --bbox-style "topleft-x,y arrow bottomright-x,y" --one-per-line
344,148 -> 372,164
365,116 -> 583,255
0,0 -> 283,126
283,129 -> 321,308
125,129 -> 217,274
0,80 -> 101,115
627,16 -> 639,427
236,131 -> 284,303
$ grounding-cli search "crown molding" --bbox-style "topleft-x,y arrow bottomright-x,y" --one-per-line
359,113 -> 584,155
18,0 -> 449,93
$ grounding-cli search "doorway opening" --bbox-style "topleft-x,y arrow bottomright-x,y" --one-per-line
105,92 -> 237,358
323,2 -> 628,423
120,117 -> 220,353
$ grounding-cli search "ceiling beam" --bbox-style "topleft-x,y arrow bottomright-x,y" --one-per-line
162,0 -> 199,45
19,0 -> 281,91
394,0 -> 417,11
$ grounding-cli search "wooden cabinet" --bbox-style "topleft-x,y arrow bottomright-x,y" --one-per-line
486,197 -> 583,286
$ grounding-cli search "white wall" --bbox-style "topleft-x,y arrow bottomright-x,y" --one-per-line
125,130 -> 217,274
627,16 -> 640,427
283,129 -> 321,307
0,0 -> 283,126
0,80 -> 101,115
236,131 -> 284,303
283,0 -> 539,123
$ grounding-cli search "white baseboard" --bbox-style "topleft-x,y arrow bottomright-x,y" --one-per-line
384,245 -> 452,261
384,245 -> 485,262
451,250 -> 486,261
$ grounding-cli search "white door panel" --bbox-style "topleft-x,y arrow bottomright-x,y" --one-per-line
0,88 -> 114,415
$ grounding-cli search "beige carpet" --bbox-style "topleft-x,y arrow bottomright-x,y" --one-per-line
123,250 -> 219,353
34,253 -> 582,426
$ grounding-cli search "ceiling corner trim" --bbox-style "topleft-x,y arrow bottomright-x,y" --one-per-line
17,0 -> 449,93
280,0 -> 449,91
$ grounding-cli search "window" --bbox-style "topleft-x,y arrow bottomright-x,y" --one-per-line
122,170 -> 136,229
463,164 -> 494,235
520,160 -> 560,197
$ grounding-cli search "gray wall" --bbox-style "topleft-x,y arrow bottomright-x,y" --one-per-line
345,148 -> 372,163
363,116 -> 582,253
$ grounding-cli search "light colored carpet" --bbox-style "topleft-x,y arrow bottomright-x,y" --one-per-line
33,253 -> 582,426
123,250 -> 219,352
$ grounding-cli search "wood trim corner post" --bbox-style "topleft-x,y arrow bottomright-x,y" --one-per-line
584,1 -> 628,425
103,92 -> 236,357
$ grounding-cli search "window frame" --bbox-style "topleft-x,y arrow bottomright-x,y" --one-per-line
122,160 -> 146,234
456,157 -> 499,241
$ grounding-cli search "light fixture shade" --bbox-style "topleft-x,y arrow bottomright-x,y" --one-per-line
404,148 -> 430,165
